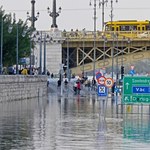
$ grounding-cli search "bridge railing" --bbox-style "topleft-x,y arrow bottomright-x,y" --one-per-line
62,30 -> 150,40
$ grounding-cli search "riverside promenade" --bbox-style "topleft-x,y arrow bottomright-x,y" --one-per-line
47,77 -> 99,97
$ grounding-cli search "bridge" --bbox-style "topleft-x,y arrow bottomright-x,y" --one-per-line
62,30 -> 150,75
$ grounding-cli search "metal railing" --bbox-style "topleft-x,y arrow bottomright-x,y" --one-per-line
62,30 -> 150,40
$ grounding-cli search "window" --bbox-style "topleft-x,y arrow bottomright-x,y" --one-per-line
146,25 -> 150,30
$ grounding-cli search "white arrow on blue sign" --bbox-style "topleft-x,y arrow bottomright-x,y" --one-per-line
97,85 -> 108,97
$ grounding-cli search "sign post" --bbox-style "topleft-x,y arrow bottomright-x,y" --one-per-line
123,76 -> 150,104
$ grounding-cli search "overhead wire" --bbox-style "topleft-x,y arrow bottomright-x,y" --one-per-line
4,7 -> 150,12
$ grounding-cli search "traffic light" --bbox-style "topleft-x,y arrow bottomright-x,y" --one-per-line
121,66 -> 124,79
63,65 -> 67,72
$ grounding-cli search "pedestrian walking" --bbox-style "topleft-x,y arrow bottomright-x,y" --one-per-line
57,79 -> 61,87
87,80 -> 91,91
91,77 -> 96,91
73,82 -> 77,94
77,81 -> 81,94
51,73 -> 54,78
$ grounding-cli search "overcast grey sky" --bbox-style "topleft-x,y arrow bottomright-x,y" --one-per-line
1,0 -> 150,31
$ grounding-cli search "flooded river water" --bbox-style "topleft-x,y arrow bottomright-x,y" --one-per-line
0,94 -> 150,150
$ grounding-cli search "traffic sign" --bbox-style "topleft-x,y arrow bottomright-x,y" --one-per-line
132,86 -> 150,94
123,76 -> 150,104
97,76 -> 106,85
104,78 -> 114,88
97,85 -> 108,97
96,72 -> 102,80
130,70 -> 135,76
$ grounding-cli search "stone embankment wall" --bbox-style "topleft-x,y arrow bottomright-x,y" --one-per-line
0,75 -> 47,102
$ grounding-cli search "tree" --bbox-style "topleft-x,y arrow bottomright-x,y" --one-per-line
0,6 -> 34,67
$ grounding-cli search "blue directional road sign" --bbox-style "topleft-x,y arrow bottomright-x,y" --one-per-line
132,86 -> 150,94
97,85 -> 108,97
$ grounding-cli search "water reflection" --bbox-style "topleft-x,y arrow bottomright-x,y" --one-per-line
124,114 -> 150,143
0,95 -> 149,150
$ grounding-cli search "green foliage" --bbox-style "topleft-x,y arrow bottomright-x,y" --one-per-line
0,6 -> 34,67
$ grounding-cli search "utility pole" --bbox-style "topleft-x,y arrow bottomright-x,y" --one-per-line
100,0 -> 108,30
89,0 -> 98,79
110,0 -> 118,80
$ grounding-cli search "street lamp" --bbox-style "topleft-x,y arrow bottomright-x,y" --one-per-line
109,0 -> 119,80
34,31 -> 52,75
121,36 -> 125,67
25,1 -> 39,74
38,31 -> 42,75
102,35 -> 107,70
115,33 -> 119,83
66,36 -> 69,80
110,0 -> 118,29
99,0 -> 108,30
8,14 -> 19,74
81,28 -> 87,77
89,0 -> 100,78
22,26 -> 35,75
0,16 -> 3,74
43,34 -> 53,75
22,31 -> 34,75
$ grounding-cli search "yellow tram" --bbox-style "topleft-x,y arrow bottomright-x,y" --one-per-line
103,20 -> 150,38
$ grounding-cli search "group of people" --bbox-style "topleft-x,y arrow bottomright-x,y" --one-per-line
73,77 -> 97,94
83,77 -> 97,91
73,80 -> 81,94
56,74 -> 98,95
2,66 -> 35,75
2,66 -> 53,76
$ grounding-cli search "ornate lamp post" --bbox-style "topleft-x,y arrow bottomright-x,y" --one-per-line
47,0 -> 61,28
25,0 -> 39,74
27,0 -> 39,30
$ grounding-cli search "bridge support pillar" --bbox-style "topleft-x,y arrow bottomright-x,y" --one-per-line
46,28 -> 64,75
34,28 -> 64,75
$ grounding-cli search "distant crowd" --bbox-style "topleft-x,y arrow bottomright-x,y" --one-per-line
56,73 -> 97,95
1,66 -> 52,76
